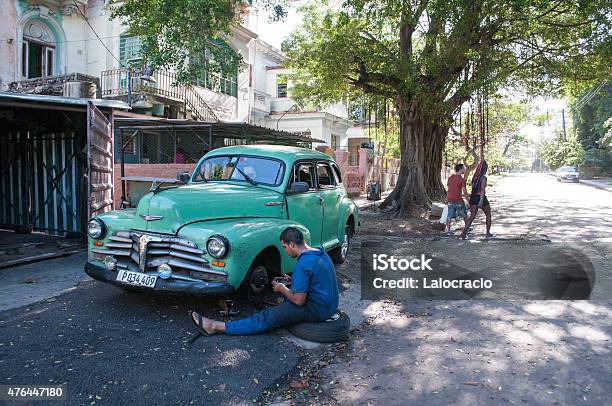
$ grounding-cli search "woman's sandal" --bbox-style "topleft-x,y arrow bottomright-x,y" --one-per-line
188,310 -> 214,343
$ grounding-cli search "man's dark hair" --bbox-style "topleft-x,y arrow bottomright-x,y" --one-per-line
280,227 -> 304,245
454,163 -> 464,172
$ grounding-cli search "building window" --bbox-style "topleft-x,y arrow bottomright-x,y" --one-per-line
21,20 -> 56,79
277,74 -> 288,98
119,34 -> 142,64
195,41 -> 238,97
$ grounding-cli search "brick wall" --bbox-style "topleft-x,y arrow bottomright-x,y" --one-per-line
113,163 -> 196,207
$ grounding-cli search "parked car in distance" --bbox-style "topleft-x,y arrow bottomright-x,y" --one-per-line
85,145 -> 359,296
556,166 -> 580,182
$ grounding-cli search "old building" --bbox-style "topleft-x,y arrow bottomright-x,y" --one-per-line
0,0 -> 351,149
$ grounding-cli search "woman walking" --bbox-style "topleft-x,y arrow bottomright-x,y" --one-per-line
460,160 -> 493,239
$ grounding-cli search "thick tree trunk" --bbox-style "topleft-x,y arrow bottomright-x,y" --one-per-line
380,98 -> 448,214
424,122 -> 448,201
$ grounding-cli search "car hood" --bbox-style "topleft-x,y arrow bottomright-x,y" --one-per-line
133,183 -> 285,234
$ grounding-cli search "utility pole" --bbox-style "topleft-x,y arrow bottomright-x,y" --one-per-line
561,109 -> 567,141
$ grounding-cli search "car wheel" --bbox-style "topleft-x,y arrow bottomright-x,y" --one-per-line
246,264 -> 269,294
329,224 -> 352,264
287,310 -> 350,343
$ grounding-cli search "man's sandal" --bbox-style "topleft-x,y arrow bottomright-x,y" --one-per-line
188,310 -> 214,343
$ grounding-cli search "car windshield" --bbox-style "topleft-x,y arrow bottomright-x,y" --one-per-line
192,155 -> 284,186
559,167 -> 577,172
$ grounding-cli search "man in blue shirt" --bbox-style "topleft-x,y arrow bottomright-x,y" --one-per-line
189,227 -> 339,336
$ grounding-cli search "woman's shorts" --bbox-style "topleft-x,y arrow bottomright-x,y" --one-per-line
469,194 -> 490,207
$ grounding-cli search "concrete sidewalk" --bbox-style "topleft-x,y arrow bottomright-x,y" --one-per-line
580,177 -> 612,192
351,191 -> 392,209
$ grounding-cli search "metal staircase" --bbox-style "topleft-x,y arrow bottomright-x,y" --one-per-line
101,68 -> 219,122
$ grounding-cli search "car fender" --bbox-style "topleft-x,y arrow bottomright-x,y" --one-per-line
337,197 -> 359,241
178,219 -> 312,288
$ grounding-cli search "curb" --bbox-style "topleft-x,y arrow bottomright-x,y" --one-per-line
579,179 -> 612,193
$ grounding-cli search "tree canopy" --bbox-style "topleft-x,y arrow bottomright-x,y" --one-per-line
283,0 -> 610,211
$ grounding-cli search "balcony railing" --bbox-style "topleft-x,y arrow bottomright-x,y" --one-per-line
101,68 -> 218,122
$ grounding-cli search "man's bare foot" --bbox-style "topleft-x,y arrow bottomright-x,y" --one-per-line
190,311 -> 221,335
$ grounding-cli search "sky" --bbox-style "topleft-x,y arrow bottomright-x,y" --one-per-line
250,4 -> 303,50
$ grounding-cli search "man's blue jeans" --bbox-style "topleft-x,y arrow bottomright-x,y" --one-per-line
225,301 -> 321,335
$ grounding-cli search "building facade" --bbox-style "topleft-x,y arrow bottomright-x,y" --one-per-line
0,0 -> 351,149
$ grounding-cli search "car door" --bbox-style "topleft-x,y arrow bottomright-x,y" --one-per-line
285,161 -> 323,246
317,161 -> 341,249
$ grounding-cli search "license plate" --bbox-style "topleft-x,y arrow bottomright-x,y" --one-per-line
116,270 -> 157,288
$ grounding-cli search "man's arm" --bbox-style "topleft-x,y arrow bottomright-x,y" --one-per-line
272,282 -> 306,306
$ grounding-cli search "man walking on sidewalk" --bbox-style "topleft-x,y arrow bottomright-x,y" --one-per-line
445,163 -> 470,236
188,227 -> 339,337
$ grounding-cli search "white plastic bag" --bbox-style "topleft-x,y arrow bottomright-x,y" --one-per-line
439,205 -> 448,224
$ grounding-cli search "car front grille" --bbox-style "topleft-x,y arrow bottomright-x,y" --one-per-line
93,231 -> 227,282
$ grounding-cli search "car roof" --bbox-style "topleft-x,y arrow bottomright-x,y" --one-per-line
205,145 -> 333,162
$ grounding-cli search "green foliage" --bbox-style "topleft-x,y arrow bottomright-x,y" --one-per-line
572,83 -> 612,150
537,134 -> 585,170
570,83 -> 612,175
108,0 -> 287,83
285,0 -> 611,117
601,118 -> 612,150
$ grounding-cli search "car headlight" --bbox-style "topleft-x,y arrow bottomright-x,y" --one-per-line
87,219 -> 106,239
206,235 -> 229,258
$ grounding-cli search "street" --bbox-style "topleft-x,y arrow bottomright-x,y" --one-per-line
487,173 -> 612,242
318,173 -> 612,405
0,173 -> 611,405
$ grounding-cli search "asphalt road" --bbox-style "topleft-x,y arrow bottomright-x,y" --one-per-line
0,172 -> 609,405
0,273 -> 299,405
478,173 -> 612,242
321,173 -> 612,405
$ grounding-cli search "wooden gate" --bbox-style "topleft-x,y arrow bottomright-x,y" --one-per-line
87,102 -> 114,218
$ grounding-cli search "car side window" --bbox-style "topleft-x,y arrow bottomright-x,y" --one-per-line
292,162 -> 316,190
331,163 -> 342,184
317,163 -> 336,189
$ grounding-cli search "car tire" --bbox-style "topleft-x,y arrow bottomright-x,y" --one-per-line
287,310 -> 350,343
329,224 -> 352,264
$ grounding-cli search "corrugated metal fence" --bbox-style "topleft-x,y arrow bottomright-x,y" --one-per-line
0,132 -> 83,236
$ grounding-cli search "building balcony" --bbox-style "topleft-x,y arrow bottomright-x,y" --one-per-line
101,68 -> 218,122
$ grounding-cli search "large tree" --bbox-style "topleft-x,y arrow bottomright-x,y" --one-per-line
284,0 -> 611,214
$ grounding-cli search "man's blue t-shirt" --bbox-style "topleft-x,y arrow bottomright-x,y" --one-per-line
291,248 -> 339,320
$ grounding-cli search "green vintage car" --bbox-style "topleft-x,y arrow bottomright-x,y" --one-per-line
84,145 -> 359,296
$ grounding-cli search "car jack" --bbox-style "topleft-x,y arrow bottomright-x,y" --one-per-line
218,299 -> 240,317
